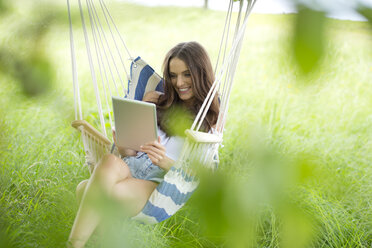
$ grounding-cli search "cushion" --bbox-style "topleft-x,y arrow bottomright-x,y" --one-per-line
127,56 -> 164,100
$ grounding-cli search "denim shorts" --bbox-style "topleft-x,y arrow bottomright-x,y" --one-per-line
122,153 -> 166,183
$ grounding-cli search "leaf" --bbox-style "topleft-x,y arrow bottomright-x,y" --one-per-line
293,5 -> 326,74
356,4 -> 372,25
163,105 -> 193,137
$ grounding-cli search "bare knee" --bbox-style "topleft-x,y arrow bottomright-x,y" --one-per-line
93,154 -> 118,174
100,153 -> 120,165
92,154 -> 131,185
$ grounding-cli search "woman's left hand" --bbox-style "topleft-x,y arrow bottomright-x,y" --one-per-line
140,137 -> 174,171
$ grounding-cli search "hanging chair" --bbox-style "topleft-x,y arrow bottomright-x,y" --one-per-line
67,0 -> 257,224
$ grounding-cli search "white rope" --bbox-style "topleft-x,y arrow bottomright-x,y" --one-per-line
203,143 -> 215,168
195,80 -> 221,132
219,0 -> 244,108
216,1 -> 252,114
86,0 -> 110,136
192,0 -> 238,131
100,0 -> 132,97
67,0 -> 83,120
89,0 -> 120,97
234,0 -> 244,39
214,0 -> 233,75
221,0 -> 244,106
101,0 -> 132,60
86,0 -> 114,130
221,1 -> 233,76
190,78 -> 220,131
216,0 -> 234,95
192,0 -> 242,131
177,139 -> 193,170
216,0 -> 244,131
90,0 -> 126,97
79,0 -> 106,137
99,0 -> 131,87
192,26 -> 238,131
193,0 -> 254,133
88,0 -> 113,97
219,1 -> 234,94
81,129 -> 94,170
217,1 -> 257,132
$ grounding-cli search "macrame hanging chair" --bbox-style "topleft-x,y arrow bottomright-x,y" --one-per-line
67,0 -> 257,224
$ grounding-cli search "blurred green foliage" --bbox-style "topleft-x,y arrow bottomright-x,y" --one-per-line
191,135 -> 318,248
162,105 -> 194,137
357,4 -> 372,25
292,6 -> 326,75
0,51 -> 54,96
0,0 -> 68,97
291,1 -> 372,75
0,0 -> 8,14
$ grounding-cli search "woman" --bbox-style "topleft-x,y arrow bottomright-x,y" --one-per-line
68,41 -> 219,248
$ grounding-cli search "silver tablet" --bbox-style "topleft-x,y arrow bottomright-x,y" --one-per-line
112,96 -> 158,151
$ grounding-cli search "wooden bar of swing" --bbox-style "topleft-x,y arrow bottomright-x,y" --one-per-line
71,120 -> 111,146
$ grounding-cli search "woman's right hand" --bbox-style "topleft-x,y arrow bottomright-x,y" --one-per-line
112,128 -> 137,157
140,136 -> 174,171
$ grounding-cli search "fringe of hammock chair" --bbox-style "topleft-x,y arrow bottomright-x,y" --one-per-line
67,0 -> 257,223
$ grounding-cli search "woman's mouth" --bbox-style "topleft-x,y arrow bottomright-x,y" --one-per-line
178,87 -> 191,94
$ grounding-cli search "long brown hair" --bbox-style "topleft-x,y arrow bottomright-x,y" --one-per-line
157,41 -> 219,136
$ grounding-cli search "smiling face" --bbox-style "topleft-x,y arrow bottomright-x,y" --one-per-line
169,57 -> 194,103
158,42 -> 219,135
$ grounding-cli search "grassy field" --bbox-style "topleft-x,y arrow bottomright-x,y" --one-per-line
0,1 -> 371,247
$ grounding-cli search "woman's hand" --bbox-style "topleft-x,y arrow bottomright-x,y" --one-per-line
140,137 -> 174,171
112,128 -> 137,157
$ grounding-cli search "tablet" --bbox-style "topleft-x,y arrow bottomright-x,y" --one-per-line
112,96 -> 158,151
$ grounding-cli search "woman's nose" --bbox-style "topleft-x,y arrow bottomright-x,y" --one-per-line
176,76 -> 184,86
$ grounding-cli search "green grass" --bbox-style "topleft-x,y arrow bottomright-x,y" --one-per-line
1,1 -> 372,247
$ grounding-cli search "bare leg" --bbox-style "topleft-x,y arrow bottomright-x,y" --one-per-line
68,154 -> 158,248
68,154 -> 126,247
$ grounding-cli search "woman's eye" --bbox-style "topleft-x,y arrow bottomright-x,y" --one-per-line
184,73 -> 191,77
